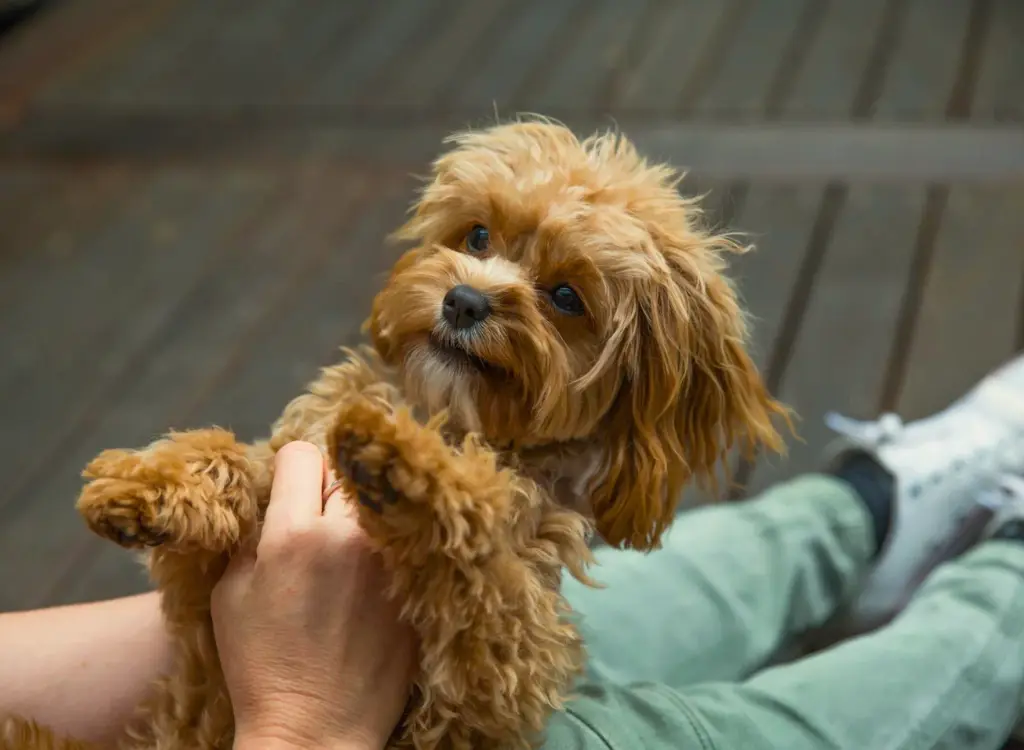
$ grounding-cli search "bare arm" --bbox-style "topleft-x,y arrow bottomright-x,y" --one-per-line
0,592 -> 173,746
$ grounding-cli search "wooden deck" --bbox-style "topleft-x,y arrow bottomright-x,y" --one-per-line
1,0 -> 1022,618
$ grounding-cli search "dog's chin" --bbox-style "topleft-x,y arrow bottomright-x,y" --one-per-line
391,337 -> 489,432
427,334 -> 506,380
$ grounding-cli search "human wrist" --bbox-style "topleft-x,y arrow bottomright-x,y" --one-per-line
234,718 -> 381,750
234,731 -> 378,750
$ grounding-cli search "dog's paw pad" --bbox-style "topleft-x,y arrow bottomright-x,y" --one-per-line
90,511 -> 170,548
337,446 -> 401,513
79,487 -> 170,549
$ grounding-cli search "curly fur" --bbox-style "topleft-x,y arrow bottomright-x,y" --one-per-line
1,120 -> 788,750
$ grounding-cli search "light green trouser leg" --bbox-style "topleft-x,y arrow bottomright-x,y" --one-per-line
560,474 -> 1024,749
565,475 -> 875,687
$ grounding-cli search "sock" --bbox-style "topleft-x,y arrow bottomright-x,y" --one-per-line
989,519 -> 1024,544
830,451 -> 895,558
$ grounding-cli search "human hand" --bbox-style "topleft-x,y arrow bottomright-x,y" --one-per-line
211,441 -> 416,750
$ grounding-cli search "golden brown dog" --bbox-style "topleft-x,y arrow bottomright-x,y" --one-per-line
3,120 -> 787,750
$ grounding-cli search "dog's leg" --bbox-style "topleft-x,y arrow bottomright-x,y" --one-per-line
75,429 -> 272,750
77,428 -> 264,556
328,397 -> 593,750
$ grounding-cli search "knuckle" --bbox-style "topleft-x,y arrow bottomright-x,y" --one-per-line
274,440 -> 322,465
259,520 -> 332,561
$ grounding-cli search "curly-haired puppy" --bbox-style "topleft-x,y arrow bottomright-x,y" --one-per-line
3,120 -> 787,750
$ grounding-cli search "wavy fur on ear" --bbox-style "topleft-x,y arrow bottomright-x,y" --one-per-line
592,227 -> 791,551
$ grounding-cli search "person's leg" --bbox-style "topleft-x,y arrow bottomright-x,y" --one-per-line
669,496 -> 1024,750
561,510 -> 1024,750
565,473 -> 876,688
566,352 -> 1024,691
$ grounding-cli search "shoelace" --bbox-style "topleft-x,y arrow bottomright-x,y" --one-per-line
824,411 -> 904,446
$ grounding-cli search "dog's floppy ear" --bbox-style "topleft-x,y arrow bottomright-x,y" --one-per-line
591,239 -> 789,551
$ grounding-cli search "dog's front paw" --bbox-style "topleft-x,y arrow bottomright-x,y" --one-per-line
335,445 -> 401,514
329,397 -> 409,517
328,396 -> 520,563
76,429 -> 255,553
79,448 -> 178,549
77,450 -> 172,548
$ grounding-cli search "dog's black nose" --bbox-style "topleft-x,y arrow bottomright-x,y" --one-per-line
442,285 -> 491,330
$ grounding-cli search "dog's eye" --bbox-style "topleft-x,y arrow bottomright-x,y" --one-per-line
550,284 -> 585,316
466,225 -> 490,253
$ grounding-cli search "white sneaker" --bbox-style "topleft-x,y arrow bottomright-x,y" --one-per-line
822,353 -> 1024,634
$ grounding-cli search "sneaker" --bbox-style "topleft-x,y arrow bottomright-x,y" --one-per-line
821,353 -> 1024,635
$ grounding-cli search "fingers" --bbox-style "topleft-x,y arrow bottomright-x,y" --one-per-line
262,441 -> 327,536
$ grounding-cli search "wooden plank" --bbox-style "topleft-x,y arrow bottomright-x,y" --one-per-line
51,170 -> 362,441
258,0 -> 376,105
730,183 -> 828,373
0,167 -> 61,265
973,0 -> 1024,122
448,0 -> 585,112
9,118 -> 1023,181
161,0 -> 306,107
51,0 -> 218,107
0,172 -> 277,529
523,0 -> 652,113
364,0 -> 512,110
688,0 -> 811,118
872,0 -> 973,119
745,185 -> 926,494
25,171 -> 372,610
780,0 -> 892,117
303,0 -> 445,106
134,2 -> 284,107
611,1 -> 736,113
631,124 -> 1024,182
0,172 -> 207,389
0,168 -> 133,315
49,0 -> 375,109
194,191 -> 412,441
0,172 -> 269,395
896,185 -> 1024,420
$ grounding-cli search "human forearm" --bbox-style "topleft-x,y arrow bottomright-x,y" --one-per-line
0,592 -> 173,745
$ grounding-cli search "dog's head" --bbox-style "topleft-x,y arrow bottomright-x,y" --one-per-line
369,120 -> 788,549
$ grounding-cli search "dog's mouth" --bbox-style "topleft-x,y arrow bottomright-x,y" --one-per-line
428,334 -> 505,378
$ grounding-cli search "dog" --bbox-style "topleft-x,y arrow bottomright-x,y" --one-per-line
3,120 -> 788,750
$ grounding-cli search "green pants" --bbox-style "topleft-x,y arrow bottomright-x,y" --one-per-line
546,475 -> 1024,750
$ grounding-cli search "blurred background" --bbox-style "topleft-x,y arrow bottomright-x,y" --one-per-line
0,0 -> 1021,616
